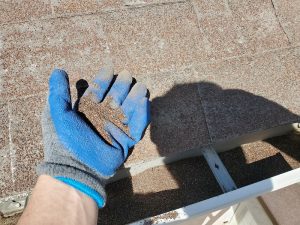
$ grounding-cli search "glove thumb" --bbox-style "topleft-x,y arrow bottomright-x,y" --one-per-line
49,69 -> 72,116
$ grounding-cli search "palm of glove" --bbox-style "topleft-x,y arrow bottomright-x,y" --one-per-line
45,68 -> 150,177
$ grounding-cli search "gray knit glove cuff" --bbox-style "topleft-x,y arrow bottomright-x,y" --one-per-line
37,163 -> 107,203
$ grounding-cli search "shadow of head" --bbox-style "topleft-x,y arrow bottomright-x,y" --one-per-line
150,82 -> 299,155
97,82 -> 299,225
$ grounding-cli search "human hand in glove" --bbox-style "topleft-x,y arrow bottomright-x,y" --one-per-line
37,67 -> 150,208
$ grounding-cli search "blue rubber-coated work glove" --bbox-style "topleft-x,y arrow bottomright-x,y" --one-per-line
37,67 -> 150,207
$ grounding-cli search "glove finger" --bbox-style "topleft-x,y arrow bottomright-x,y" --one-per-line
104,122 -> 135,159
49,69 -> 72,114
107,70 -> 132,108
128,97 -> 151,141
121,82 -> 147,124
88,66 -> 114,102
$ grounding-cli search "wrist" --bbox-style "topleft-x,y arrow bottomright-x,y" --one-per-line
37,175 -> 97,207
55,176 -> 105,208
19,175 -> 98,225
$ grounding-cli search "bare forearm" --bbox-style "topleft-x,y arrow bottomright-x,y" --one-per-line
17,175 -> 98,225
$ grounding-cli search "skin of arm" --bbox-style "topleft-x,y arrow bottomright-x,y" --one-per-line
17,175 -> 98,225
